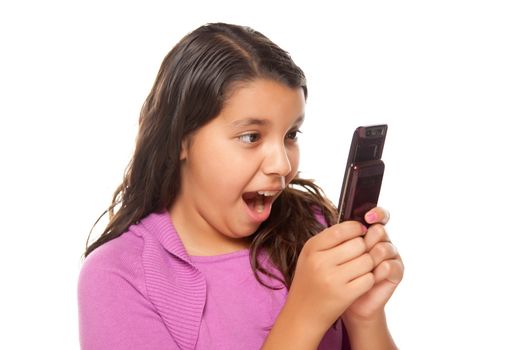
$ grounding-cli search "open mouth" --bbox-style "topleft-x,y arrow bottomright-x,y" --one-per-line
242,190 -> 279,214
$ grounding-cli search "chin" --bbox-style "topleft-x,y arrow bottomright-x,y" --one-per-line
234,223 -> 262,239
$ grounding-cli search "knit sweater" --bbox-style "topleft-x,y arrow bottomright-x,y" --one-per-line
78,210 -> 348,349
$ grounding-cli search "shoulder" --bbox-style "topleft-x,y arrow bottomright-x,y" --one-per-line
80,229 -> 145,280
78,228 -> 179,349
78,228 -> 150,307
312,205 -> 329,227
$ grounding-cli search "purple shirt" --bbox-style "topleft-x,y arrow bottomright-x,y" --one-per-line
78,210 -> 346,349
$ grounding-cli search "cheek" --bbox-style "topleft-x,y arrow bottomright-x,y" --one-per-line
198,145 -> 256,192
187,139 -> 231,187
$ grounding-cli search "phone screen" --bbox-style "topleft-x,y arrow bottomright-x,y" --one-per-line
338,124 -> 387,224
348,162 -> 384,223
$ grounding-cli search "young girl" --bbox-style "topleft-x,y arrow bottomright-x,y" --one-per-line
78,22 -> 403,349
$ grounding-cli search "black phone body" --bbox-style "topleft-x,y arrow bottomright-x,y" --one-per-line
337,125 -> 387,224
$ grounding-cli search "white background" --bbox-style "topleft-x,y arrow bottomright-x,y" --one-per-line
1,1 -> 524,349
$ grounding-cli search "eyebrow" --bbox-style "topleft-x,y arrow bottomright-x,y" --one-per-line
230,118 -> 270,128
229,115 -> 305,128
295,115 -> 305,126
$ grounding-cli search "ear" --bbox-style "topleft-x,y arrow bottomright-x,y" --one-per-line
180,137 -> 190,160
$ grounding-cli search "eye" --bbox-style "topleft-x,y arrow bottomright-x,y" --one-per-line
238,132 -> 261,144
286,129 -> 302,141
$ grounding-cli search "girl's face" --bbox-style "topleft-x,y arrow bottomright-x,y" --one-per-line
170,79 -> 304,254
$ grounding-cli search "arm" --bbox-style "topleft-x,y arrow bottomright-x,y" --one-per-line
78,254 -> 177,350
262,207 -> 403,349
342,208 -> 403,350
343,311 -> 396,350
261,221 -> 376,349
260,302 -> 326,350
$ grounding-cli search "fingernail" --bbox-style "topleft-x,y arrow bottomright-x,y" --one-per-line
365,211 -> 378,223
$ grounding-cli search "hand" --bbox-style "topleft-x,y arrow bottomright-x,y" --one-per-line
344,207 -> 404,323
283,220 -> 376,337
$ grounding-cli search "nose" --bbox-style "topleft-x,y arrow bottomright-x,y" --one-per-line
262,143 -> 292,177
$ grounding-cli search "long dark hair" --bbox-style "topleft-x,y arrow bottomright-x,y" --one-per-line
85,23 -> 337,289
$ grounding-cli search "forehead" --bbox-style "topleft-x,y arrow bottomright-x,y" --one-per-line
219,78 -> 305,126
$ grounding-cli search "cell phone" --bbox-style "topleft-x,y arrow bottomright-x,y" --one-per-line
337,124 -> 388,224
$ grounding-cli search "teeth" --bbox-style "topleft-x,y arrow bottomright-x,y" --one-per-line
257,191 -> 278,197
251,191 -> 279,214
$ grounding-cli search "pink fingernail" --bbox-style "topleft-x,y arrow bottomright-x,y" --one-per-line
365,212 -> 377,222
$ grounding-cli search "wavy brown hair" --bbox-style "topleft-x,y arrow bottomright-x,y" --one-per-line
85,23 -> 337,289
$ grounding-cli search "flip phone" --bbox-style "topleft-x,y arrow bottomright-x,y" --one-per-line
337,124 -> 387,224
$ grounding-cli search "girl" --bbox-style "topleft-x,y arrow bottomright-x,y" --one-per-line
78,22 -> 403,349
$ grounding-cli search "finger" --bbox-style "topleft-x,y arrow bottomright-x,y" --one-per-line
339,253 -> 375,282
363,223 -> 390,251
350,260 -> 403,315
324,236 -> 367,266
373,258 -> 404,285
311,221 -> 367,251
364,207 -> 390,225
343,272 -> 375,303
369,242 -> 398,267
354,278 -> 398,312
